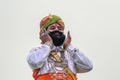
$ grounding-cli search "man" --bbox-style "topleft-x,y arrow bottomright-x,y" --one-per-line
27,14 -> 93,80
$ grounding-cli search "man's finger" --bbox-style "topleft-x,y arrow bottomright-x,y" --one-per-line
40,29 -> 44,35
43,28 -> 47,32
67,31 -> 71,39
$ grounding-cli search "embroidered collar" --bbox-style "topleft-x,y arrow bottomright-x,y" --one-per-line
51,46 -> 63,52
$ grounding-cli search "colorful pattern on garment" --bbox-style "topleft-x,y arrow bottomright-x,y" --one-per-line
32,50 -> 77,80
49,51 -> 77,80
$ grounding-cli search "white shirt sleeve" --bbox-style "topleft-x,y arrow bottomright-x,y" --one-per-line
66,44 -> 93,73
26,44 -> 51,69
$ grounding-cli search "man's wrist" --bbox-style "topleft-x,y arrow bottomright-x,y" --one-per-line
64,44 -> 71,50
66,44 -> 74,52
44,41 -> 53,49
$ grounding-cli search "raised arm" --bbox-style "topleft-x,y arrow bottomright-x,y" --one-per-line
66,45 -> 93,73
27,44 -> 51,69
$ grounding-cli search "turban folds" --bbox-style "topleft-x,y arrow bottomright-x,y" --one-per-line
40,14 -> 64,29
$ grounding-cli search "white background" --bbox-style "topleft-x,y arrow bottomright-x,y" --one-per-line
0,0 -> 120,80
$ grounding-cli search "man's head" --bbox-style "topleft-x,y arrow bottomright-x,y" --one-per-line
40,14 -> 66,46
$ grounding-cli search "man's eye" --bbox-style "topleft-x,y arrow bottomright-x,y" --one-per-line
50,26 -> 55,30
58,26 -> 62,30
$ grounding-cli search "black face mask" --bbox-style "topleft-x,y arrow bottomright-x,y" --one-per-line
49,31 -> 65,46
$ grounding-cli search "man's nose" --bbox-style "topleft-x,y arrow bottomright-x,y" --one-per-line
54,27 -> 59,31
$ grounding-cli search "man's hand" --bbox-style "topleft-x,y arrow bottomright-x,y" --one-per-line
39,29 -> 53,44
63,31 -> 71,49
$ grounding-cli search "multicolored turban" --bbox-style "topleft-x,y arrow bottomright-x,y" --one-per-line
40,14 -> 65,30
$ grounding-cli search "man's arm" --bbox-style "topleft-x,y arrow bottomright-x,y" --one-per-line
26,44 -> 51,69
66,45 -> 93,73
